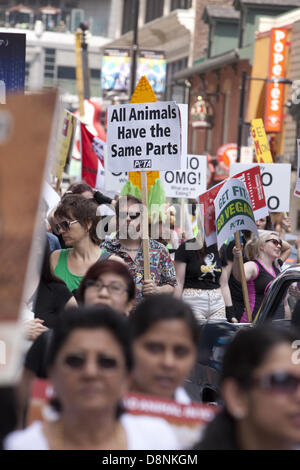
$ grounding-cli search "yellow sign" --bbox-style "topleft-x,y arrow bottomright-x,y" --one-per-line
250,118 -> 273,163
129,76 -> 159,189
53,109 -> 77,181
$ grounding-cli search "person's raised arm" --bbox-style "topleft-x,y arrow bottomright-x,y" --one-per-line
232,246 -> 258,283
174,261 -> 187,298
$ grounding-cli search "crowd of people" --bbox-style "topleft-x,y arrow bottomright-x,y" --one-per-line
2,181 -> 300,450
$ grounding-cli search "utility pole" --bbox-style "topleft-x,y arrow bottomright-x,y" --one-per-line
130,0 -> 140,97
80,22 -> 90,100
237,70 -> 247,163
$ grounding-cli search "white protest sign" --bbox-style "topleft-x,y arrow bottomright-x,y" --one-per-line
214,178 -> 258,249
294,139 -> 300,198
107,101 -> 181,172
162,155 -> 207,198
178,104 -> 188,170
230,163 -> 291,212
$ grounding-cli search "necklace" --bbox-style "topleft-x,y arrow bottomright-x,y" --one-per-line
121,244 -> 141,252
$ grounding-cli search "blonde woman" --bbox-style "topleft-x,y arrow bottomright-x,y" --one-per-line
232,230 -> 291,322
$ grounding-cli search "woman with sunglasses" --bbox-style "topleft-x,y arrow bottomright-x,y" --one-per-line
194,325 -> 300,450
232,230 -> 290,322
5,307 -> 179,450
50,195 -> 120,294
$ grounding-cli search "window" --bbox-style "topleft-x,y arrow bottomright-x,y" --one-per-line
145,0 -> 163,23
57,66 -> 76,79
44,48 -> 56,81
122,0 -> 135,34
165,57 -> 188,102
171,0 -> 192,11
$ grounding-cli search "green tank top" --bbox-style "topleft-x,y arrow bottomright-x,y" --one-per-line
54,248 -> 106,292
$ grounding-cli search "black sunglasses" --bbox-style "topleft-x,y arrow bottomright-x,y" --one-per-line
63,353 -> 119,371
265,238 -> 282,248
119,212 -> 141,220
252,372 -> 300,394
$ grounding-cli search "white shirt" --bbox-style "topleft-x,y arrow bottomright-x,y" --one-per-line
4,414 -> 180,450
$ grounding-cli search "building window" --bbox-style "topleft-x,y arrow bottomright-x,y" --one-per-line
171,0 -> 192,10
57,66 -> 76,79
145,0 -> 163,24
44,48 -> 56,81
122,0 -> 135,34
165,57 -> 188,102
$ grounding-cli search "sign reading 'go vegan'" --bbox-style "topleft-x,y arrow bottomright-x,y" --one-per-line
214,178 -> 258,249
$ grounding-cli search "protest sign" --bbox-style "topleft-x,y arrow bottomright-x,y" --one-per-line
214,178 -> 258,249
294,140 -> 300,198
162,155 -> 207,198
199,165 -> 267,246
106,100 -> 182,172
251,118 -> 273,163
53,109 -> 77,184
0,33 -> 26,103
0,90 -> 58,384
230,163 -> 291,212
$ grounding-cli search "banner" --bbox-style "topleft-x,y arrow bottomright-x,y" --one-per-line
294,139 -> 300,198
81,122 -> 105,189
162,155 -> 207,198
264,28 -> 287,133
230,163 -> 291,212
199,166 -> 267,246
0,90 -> 58,384
137,50 -> 166,95
53,109 -> 77,181
251,118 -> 273,163
214,179 -> 258,249
0,33 -> 26,103
107,101 -> 182,172
101,49 -> 167,96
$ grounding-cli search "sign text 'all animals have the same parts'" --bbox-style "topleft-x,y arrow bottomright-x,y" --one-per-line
106,101 -> 182,172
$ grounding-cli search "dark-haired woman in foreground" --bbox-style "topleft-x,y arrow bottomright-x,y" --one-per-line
6,307 -> 179,450
194,325 -> 300,450
129,294 -> 198,404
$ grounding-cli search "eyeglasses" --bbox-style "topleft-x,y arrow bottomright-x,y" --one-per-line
252,372 -> 300,394
265,238 -> 282,248
84,280 -> 128,295
63,353 -> 119,371
119,212 -> 141,220
55,220 -> 79,233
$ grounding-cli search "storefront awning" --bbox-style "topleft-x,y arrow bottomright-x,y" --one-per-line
174,49 -> 240,81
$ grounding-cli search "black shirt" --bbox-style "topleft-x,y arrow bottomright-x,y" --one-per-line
175,240 -> 223,290
33,281 -> 73,329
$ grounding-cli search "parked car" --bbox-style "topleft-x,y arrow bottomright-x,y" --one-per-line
184,264 -> 300,403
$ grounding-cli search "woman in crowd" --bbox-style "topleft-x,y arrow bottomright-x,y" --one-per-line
194,325 -> 300,450
77,259 -> 136,315
175,238 -> 236,323
5,307 -> 179,450
232,231 -> 290,322
256,216 -> 273,231
129,294 -> 198,404
18,259 -> 134,426
50,195 -> 120,294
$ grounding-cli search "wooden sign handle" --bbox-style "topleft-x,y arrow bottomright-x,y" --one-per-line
141,171 -> 150,280
234,231 -> 252,322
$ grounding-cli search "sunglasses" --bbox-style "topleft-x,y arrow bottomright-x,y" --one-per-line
252,372 -> 300,394
266,238 -> 282,248
55,220 -> 79,233
119,212 -> 141,220
84,280 -> 128,295
63,353 -> 119,371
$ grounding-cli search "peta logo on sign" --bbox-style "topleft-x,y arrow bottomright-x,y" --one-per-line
134,160 -> 151,169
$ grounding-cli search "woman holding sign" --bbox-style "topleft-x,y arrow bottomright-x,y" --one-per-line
232,231 -> 290,322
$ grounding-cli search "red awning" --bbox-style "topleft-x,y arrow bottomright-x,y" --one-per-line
8,4 -> 34,14
38,5 -> 61,15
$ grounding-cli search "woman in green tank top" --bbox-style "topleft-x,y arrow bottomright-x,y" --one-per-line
50,195 -> 112,292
